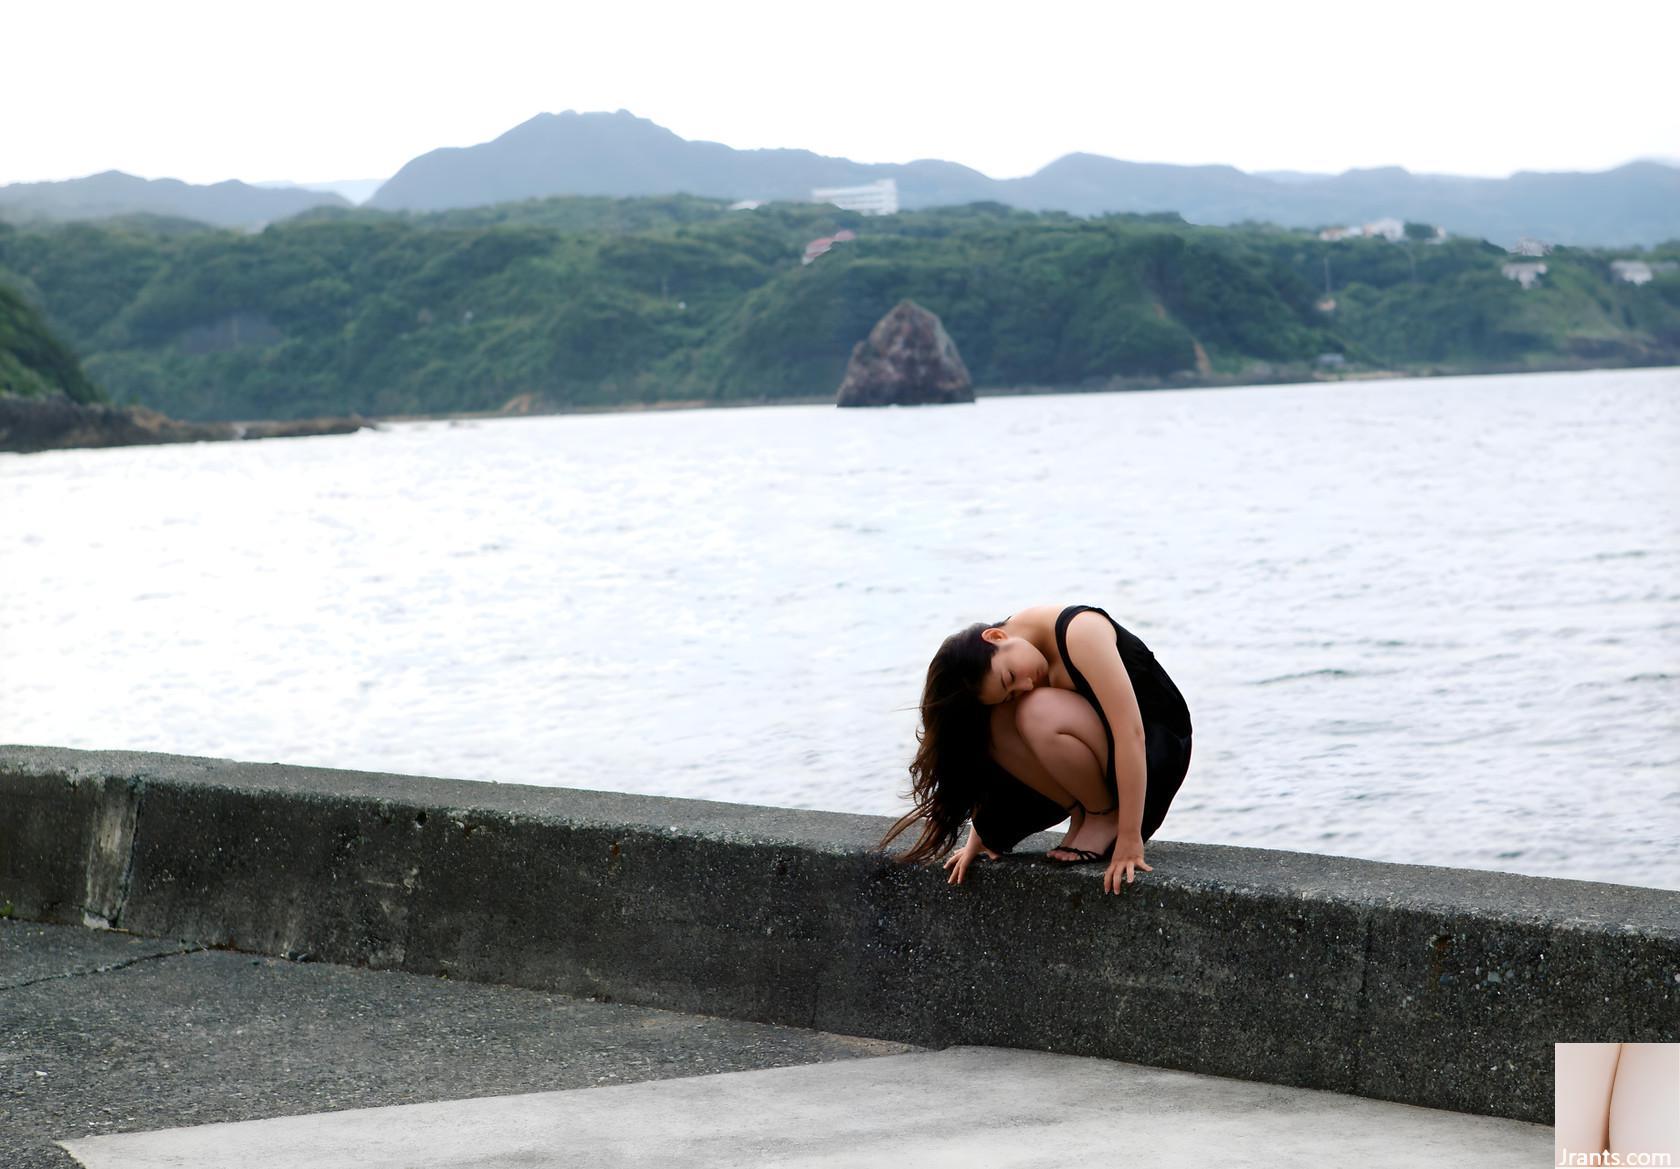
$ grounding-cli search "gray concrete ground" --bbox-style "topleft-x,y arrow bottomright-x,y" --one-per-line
0,919 -> 913,1169
64,1048 -> 1554,1169
4,919 -> 1552,1168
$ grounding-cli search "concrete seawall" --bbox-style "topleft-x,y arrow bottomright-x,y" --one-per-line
3,745 -> 1675,1126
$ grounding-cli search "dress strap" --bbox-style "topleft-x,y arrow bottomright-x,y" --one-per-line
1054,604 -> 1109,695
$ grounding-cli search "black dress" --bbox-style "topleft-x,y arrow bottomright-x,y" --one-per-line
970,605 -> 1192,853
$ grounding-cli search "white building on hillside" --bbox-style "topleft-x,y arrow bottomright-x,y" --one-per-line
1501,262 -> 1548,289
1610,259 -> 1679,284
811,178 -> 899,216
1319,218 -> 1413,242
1613,260 -> 1656,284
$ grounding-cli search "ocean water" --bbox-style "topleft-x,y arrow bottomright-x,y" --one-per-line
3,367 -> 1676,890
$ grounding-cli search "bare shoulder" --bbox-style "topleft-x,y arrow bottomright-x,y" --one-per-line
1065,610 -> 1141,726
1066,608 -> 1121,655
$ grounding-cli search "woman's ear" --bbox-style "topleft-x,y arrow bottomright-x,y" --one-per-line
981,627 -> 1007,645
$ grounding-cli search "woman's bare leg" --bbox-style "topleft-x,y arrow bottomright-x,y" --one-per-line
1609,1043 -> 1680,1159
988,700 -> 1076,807
1555,1042 -> 1621,1163
999,689 -> 1112,859
989,696 -> 1082,849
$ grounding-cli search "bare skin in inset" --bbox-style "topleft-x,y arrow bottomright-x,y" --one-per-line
1555,1043 -> 1679,1165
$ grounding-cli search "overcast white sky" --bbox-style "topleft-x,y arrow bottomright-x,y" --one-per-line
6,0 -> 1677,188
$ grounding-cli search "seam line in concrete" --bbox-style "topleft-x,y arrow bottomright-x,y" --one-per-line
0,942 -> 206,992
1352,909 -> 1374,1091
110,778 -> 143,929
77,773 -> 144,929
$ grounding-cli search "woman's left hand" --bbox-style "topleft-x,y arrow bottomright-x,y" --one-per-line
1104,834 -> 1151,894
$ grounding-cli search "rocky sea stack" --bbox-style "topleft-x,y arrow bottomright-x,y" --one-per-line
835,300 -> 974,407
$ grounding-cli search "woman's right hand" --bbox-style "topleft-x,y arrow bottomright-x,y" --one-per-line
943,831 -> 1000,884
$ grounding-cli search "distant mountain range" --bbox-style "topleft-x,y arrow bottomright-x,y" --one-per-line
0,170 -> 348,229
369,112 -> 1679,247
255,178 -> 384,204
4,111 -> 1676,245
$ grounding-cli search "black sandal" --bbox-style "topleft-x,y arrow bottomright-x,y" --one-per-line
1044,841 -> 1116,865
1045,798 -> 1118,865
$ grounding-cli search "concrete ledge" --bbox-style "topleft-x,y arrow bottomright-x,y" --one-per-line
4,745 -> 1676,1125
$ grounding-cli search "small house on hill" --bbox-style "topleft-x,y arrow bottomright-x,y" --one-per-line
802,229 -> 857,266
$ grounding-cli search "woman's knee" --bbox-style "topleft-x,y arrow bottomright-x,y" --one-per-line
1013,689 -> 1107,772
1014,689 -> 1103,744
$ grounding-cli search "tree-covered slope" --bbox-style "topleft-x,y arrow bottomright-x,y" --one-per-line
0,280 -> 103,403
0,202 -> 1674,422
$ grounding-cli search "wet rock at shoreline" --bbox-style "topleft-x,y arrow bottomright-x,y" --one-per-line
0,395 -> 365,455
835,300 -> 974,407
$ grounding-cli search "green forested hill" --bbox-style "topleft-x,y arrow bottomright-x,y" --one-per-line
0,203 -> 1675,422
0,280 -> 104,403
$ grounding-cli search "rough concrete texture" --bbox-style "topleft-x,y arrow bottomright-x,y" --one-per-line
60,1047 -> 1551,1169
3,745 -> 1677,1126
0,917 -> 197,990
1,919 -> 915,1169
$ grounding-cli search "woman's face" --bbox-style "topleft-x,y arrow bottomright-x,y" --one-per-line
976,631 -> 1048,705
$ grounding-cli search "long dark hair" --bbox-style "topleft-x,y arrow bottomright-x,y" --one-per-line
877,621 -> 1001,863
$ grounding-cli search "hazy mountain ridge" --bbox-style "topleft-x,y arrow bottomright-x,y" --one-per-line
368,110 -> 1680,247
370,111 -> 1002,210
256,178 -> 384,204
0,171 -> 349,229
4,111 -> 1675,244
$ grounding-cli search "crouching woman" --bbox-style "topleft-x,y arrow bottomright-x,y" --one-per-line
878,604 -> 1192,895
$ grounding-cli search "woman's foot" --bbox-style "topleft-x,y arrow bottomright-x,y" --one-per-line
1053,805 -> 1085,853
1047,808 -> 1118,862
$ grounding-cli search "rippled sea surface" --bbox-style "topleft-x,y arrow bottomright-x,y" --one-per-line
3,368 -> 1676,889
